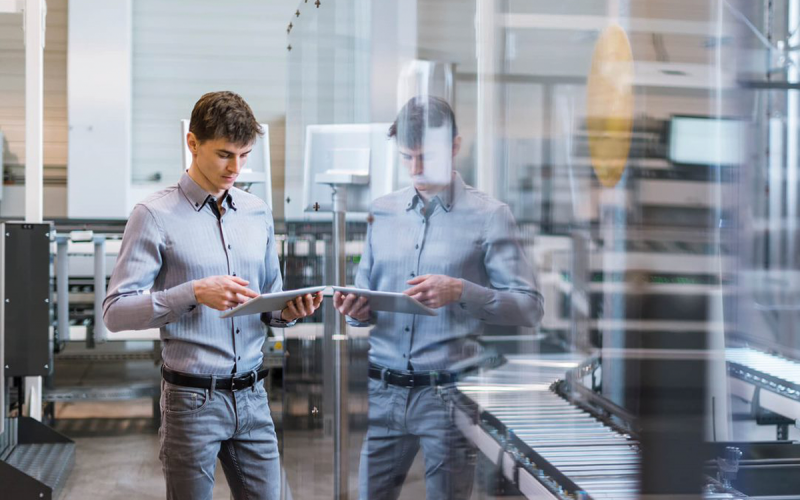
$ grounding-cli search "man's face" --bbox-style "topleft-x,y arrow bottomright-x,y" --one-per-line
398,135 -> 461,193
187,133 -> 253,194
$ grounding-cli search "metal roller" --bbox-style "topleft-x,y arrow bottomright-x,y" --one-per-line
456,355 -> 642,500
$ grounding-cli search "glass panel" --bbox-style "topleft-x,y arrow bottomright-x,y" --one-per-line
280,1 -> 799,499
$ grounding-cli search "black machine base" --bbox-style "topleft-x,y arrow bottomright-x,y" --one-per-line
1,417 -> 75,500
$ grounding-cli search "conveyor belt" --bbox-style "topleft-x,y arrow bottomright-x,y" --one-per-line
727,347 -> 800,420
454,355 -> 640,500
455,355 -> 747,500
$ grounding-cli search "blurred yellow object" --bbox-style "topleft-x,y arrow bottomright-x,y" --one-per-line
586,24 -> 634,188
274,341 -> 283,351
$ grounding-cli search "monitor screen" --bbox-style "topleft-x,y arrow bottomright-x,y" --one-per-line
669,116 -> 746,166
302,123 -> 397,215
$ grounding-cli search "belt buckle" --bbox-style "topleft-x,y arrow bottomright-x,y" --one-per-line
233,371 -> 256,391
403,373 -> 416,389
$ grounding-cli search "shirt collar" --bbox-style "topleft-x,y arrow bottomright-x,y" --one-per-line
179,172 -> 237,212
404,171 -> 463,213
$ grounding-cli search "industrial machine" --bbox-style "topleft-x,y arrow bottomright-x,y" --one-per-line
1,222 -> 75,500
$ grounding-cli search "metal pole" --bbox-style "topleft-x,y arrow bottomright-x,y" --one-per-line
23,0 -> 46,423
56,236 -> 69,343
92,236 -> 107,344
331,185 -> 349,500
25,0 -> 45,225
787,0 -> 800,269
475,0 -> 497,199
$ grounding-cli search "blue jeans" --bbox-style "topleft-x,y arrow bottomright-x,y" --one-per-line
359,378 -> 477,500
158,378 -> 281,500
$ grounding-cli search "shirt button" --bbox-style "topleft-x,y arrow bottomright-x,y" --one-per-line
410,272 -> 415,277
195,202 -> 199,207
404,327 -> 410,332
232,273 -> 237,276
415,244 -> 419,249
228,244 -> 231,249
236,328 -> 240,334
237,356 -> 241,360
402,354 -> 407,358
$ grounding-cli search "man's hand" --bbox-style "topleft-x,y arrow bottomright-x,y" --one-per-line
193,275 -> 260,311
333,291 -> 371,322
281,292 -> 324,322
404,274 -> 463,309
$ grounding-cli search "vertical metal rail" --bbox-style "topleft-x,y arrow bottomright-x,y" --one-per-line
331,186 -> 349,500
92,236 -> 107,344
787,0 -> 800,269
56,236 -> 69,343
0,223 -> 6,435
23,0 -> 47,423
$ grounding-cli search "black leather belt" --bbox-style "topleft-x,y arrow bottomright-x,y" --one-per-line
368,363 -> 456,388
162,365 -> 269,391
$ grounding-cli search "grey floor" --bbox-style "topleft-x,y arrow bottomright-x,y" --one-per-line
55,400 -> 431,500
54,399 -> 780,500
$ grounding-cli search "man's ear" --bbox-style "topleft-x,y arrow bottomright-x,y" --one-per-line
452,135 -> 462,158
187,132 -> 199,156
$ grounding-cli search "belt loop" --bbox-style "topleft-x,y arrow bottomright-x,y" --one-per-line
380,367 -> 388,389
209,375 -> 217,401
251,369 -> 258,392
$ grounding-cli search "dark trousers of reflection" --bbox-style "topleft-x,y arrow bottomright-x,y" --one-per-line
359,378 -> 476,500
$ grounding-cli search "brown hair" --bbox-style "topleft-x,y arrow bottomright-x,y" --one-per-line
189,91 -> 263,145
388,96 -> 458,149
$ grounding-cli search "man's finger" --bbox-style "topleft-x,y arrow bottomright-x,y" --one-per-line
229,283 -> 259,298
341,293 -> 358,311
229,276 -> 250,286
404,283 -> 429,296
294,296 -> 308,317
313,292 -> 324,307
406,274 -> 430,285
235,293 -> 250,304
303,294 -> 314,312
284,300 -> 299,320
352,302 -> 370,319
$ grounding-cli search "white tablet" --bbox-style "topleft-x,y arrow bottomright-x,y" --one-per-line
220,286 -> 326,319
332,286 -> 437,317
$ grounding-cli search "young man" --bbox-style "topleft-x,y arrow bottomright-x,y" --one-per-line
104,91 -> 322,500
334,96 -> 544,499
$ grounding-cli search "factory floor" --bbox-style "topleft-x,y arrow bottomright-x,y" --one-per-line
53,400 -> 434,500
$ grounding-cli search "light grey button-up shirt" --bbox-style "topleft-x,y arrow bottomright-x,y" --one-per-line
350,172 -> 543,371
103,173 -> 290,375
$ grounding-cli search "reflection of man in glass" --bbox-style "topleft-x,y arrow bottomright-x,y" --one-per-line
334,96 -> 543,499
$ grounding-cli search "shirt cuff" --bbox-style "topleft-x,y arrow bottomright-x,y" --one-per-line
458,279 -> 492,317
163,280 -> 198,313
267,309 -> 297,328
346,313 -> 373,328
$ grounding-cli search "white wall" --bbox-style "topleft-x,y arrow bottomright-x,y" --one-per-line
67,0 -> 133,219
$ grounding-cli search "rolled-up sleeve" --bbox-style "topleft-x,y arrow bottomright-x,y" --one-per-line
260,218 -> 297,328
103,204 -> 198,332
458,204 -> 544,327
346,220 -> 375,328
